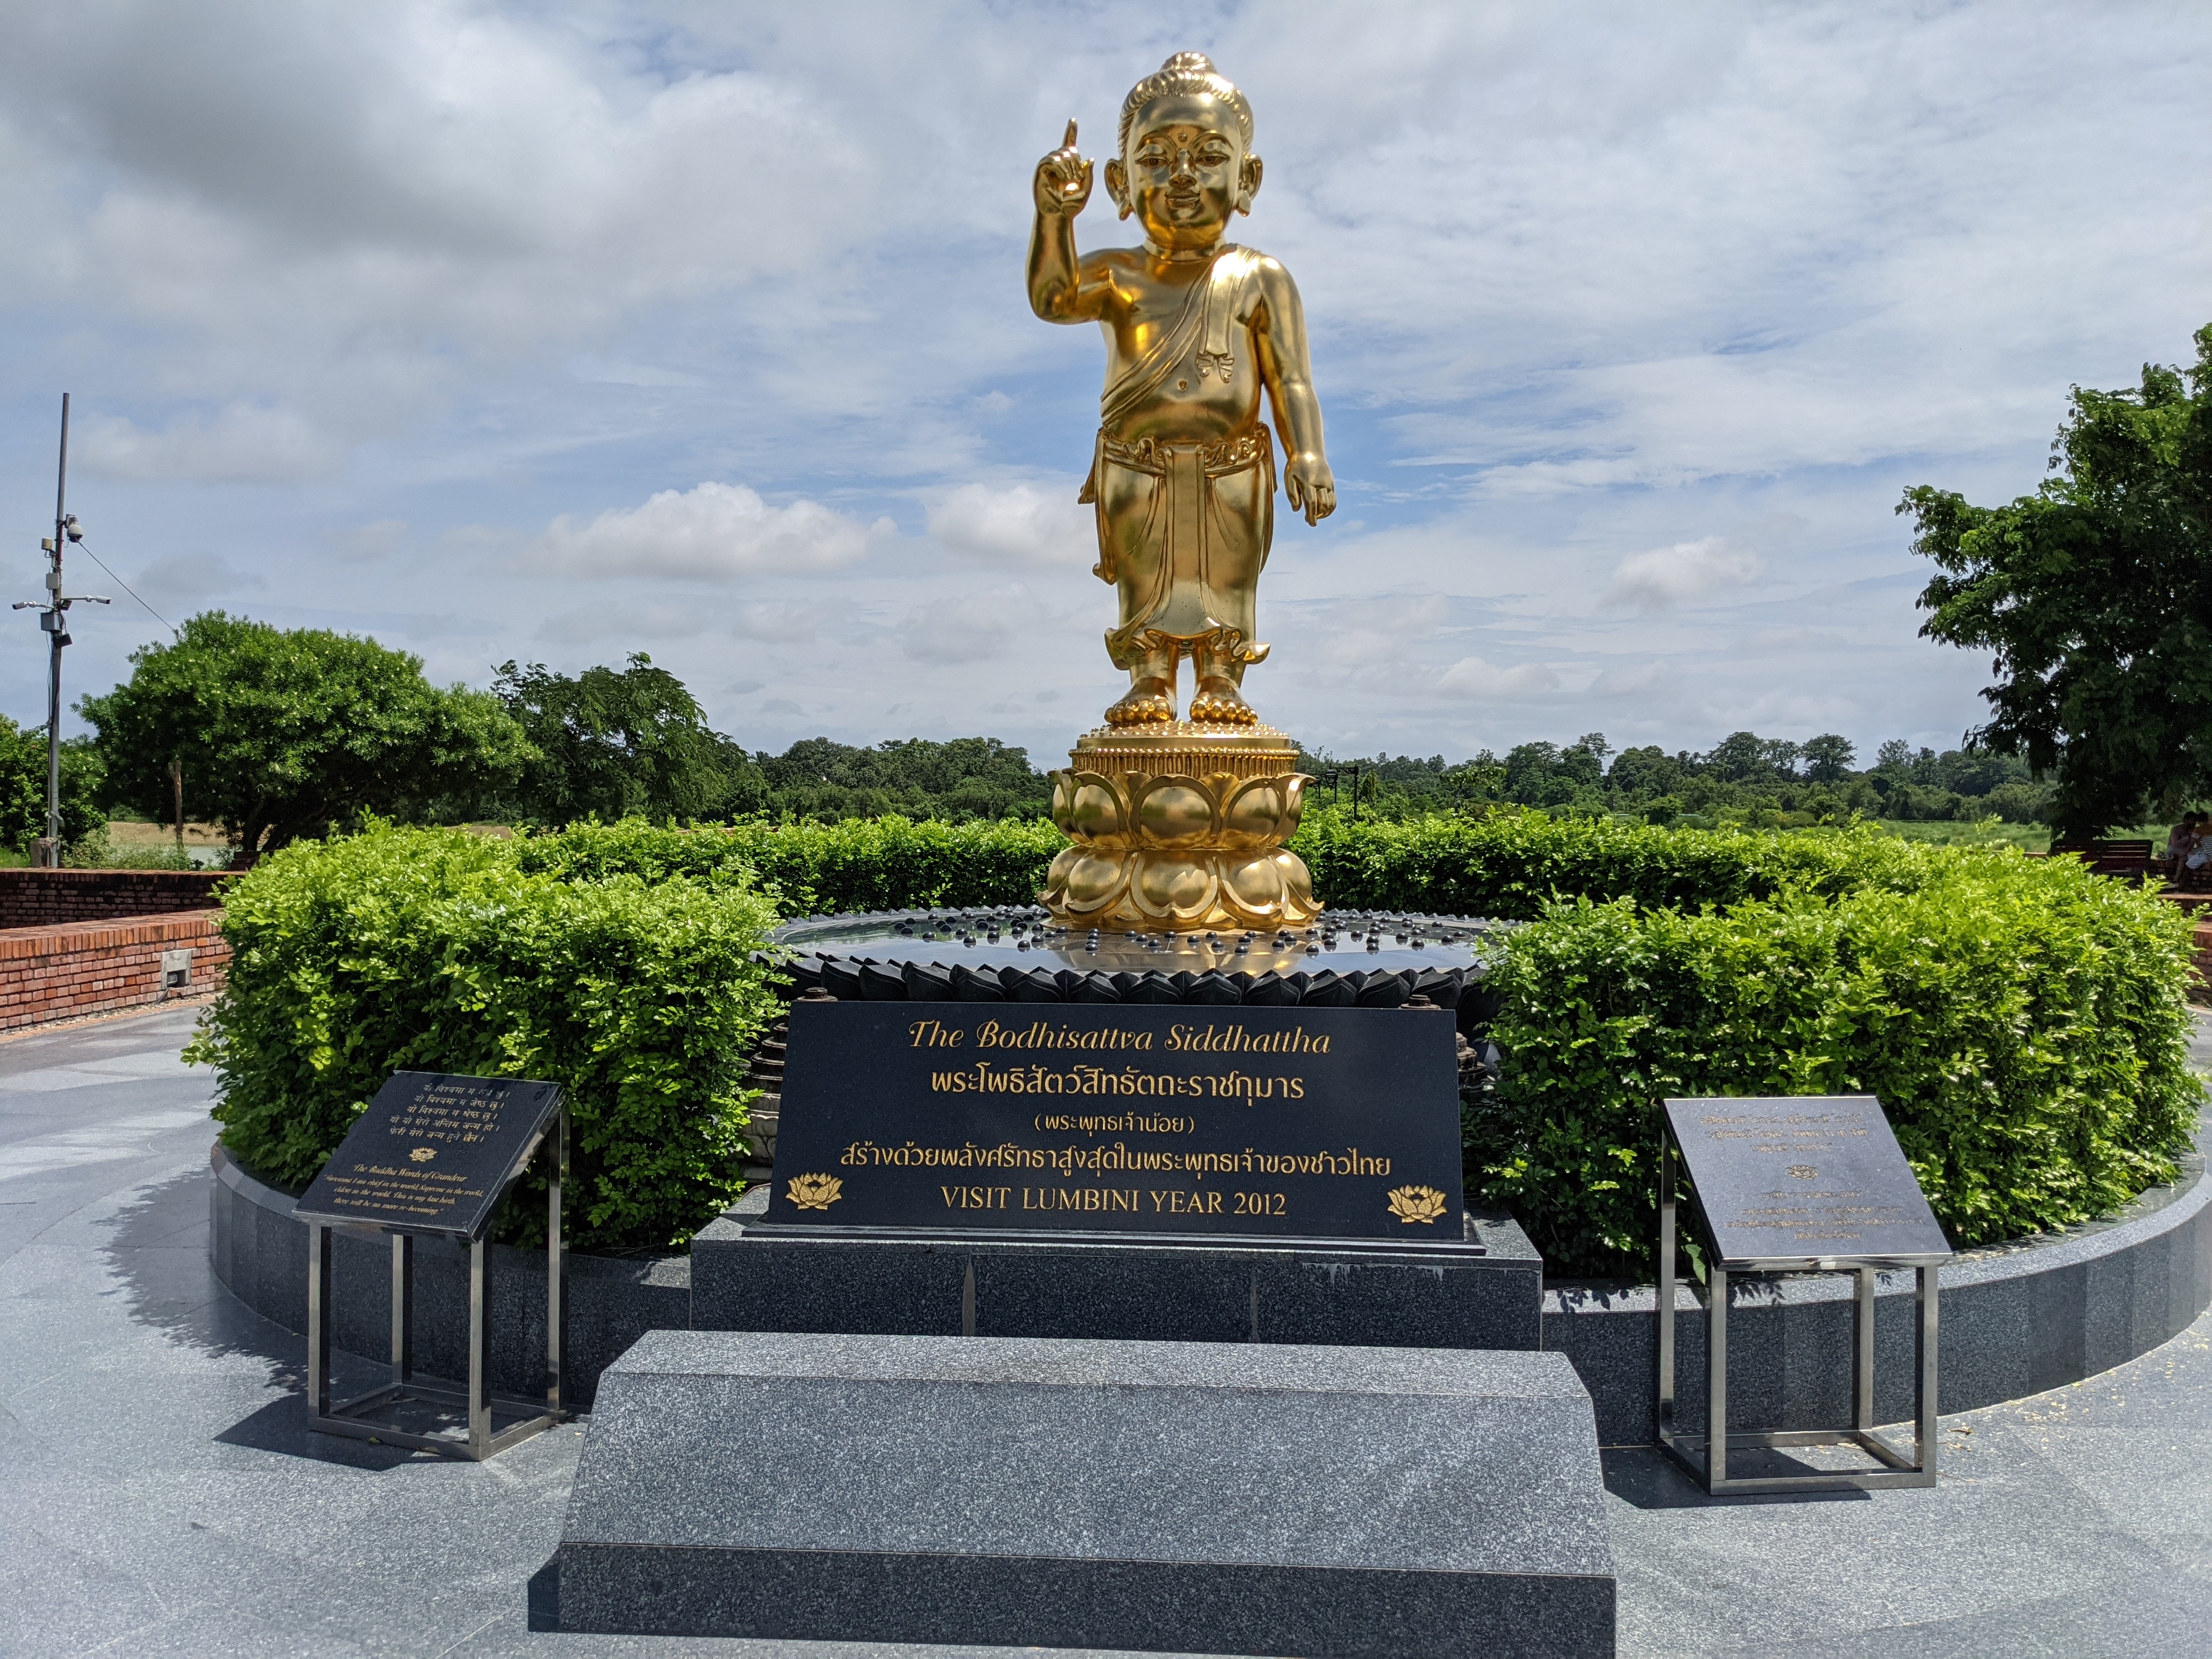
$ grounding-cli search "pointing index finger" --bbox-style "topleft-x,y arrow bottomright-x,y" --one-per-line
1063,119 -> 1079,151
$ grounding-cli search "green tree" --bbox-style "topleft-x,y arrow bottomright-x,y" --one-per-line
492,655 -> 758,826
1801,733 -> 1857,782
756,735 -> 1051,821
81,612 -> 531,855
1903,323 -> 2212,836
0,719 -> 103,855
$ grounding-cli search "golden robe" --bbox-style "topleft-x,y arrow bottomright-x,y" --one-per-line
1080,247 -> 1274,671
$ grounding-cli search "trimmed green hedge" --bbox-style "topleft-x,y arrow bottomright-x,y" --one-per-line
1468,844 -> 2200,1277
1293,808 -> 1934,917
514,815 -> 1065,913
197,809 -> 2200,1274
194,825 -> 783,1251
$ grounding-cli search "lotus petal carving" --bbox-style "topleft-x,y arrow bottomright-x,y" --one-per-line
1043,761 -> 1320,930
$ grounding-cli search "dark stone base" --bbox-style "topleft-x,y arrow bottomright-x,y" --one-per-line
693,1186 -> 1544,1349
555,1331 -> 1616,1657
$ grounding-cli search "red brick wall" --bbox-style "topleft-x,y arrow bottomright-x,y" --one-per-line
0,910 -> 230,1031
0,868 -> 230,929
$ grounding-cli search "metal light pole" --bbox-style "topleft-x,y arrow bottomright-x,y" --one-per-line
43,396 -> 69,865
14,395 -> 109,867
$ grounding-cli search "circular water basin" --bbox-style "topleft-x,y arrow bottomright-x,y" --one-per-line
773,905 -> 1510,988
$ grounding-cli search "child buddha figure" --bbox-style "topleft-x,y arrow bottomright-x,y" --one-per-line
1028,53 -> 1335,727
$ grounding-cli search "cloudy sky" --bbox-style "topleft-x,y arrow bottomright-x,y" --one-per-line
2,1 -> 2207,768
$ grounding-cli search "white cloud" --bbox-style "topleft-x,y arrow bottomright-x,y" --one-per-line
531,483 -> 887,582
127,552 -> 264,611
337,519 -> 409,561
927,481 -> 1089,565
897,585 -> 1054,664
1309,594 -> 1454,667
78,405 -> 336,482
1588,659 -> 1674,700
4,3 -> 2207,765
730,600 -> 849,642
1435,656 -> 1560,699
535,601 -> 718,647
1602,538 -> 1765,612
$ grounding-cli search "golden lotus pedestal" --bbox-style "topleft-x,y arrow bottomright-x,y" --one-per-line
1041,723 -> 1321,932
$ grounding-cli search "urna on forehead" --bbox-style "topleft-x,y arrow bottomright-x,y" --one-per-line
1118,50 -> 1254,154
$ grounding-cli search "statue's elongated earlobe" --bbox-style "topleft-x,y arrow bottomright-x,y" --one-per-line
1238,154 -> 1264,217
1104,157 -> 1132,220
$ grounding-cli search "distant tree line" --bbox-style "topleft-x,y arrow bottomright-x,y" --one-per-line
43,628 -> 1054,858
1295,731 -> 2053,828
481,656 -> 1052,827
26,603 -> 2196,864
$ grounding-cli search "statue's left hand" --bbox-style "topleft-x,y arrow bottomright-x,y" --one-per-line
1285,457 -> 1336,526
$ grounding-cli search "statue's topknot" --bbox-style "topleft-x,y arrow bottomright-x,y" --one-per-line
1118,52 -> 1253,156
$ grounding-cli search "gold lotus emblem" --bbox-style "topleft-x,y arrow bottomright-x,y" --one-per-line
785,1172 -> 844,1211
1386,1184 -> 1447,1225
409,1147 -> 436,1163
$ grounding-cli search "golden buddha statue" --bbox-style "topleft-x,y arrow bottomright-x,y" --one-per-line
1029,54 -> 1329,932
1027,50 -> 1334,728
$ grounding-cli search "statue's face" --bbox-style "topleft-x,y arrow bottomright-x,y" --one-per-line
1111,92 -> 1256,249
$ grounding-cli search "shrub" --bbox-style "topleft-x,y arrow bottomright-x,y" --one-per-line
199,808 -> 2199,1276
193,824 -> 783,1250
515,814 -> 1065,913
1471,847 -> 2200,1277
1294,808 -> 1932,918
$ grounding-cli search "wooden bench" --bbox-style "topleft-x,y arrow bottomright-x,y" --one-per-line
2047,839 -> 2159,879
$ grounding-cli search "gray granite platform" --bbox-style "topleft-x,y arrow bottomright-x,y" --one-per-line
693,1187 -> 1545,1350
7,1003 -> 2212,1656
557,1330 -> 1613,1655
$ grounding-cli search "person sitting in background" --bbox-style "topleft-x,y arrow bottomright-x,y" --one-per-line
2170,811 -> 2209,887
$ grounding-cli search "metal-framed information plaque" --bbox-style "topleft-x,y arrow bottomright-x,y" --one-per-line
293,1072 -> 569,1461
1657,1094 -> 1954,1495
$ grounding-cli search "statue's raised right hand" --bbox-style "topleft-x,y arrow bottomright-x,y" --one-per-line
1035,120 -> 1092,218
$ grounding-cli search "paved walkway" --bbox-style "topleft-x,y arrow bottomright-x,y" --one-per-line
2,1004 -> 2208,1656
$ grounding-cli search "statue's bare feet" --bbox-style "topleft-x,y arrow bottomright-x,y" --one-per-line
1104,678 -> 1176,725
1188,677 -> 1258,725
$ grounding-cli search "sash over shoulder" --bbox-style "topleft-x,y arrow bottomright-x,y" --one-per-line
1080,247 -> 1264,505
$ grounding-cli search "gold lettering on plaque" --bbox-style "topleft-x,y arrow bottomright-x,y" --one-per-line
785,1172 -> 844,1211
1386,1184 -> 1447,1225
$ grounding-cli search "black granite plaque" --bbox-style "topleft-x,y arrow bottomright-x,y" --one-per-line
765,1001 -> 1466,1243
1664,1094 -> 1952,1266
295,1072 -> 563,1239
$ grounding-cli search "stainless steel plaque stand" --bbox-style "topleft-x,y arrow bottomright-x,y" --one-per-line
1656,1121 -> 1944,1494
306,1107 -> 568,1460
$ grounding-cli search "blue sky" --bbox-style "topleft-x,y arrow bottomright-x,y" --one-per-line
2,1 -> 2207,769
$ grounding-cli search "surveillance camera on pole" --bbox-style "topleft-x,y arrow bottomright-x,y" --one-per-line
10,396 -> 109,868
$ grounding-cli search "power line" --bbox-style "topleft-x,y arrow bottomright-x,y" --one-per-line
70,535 -> 176,639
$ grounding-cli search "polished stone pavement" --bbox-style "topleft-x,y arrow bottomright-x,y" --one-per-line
2,1003 -> 2208,1657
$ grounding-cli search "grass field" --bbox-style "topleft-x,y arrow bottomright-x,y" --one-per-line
1871,820 -> 2181,856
